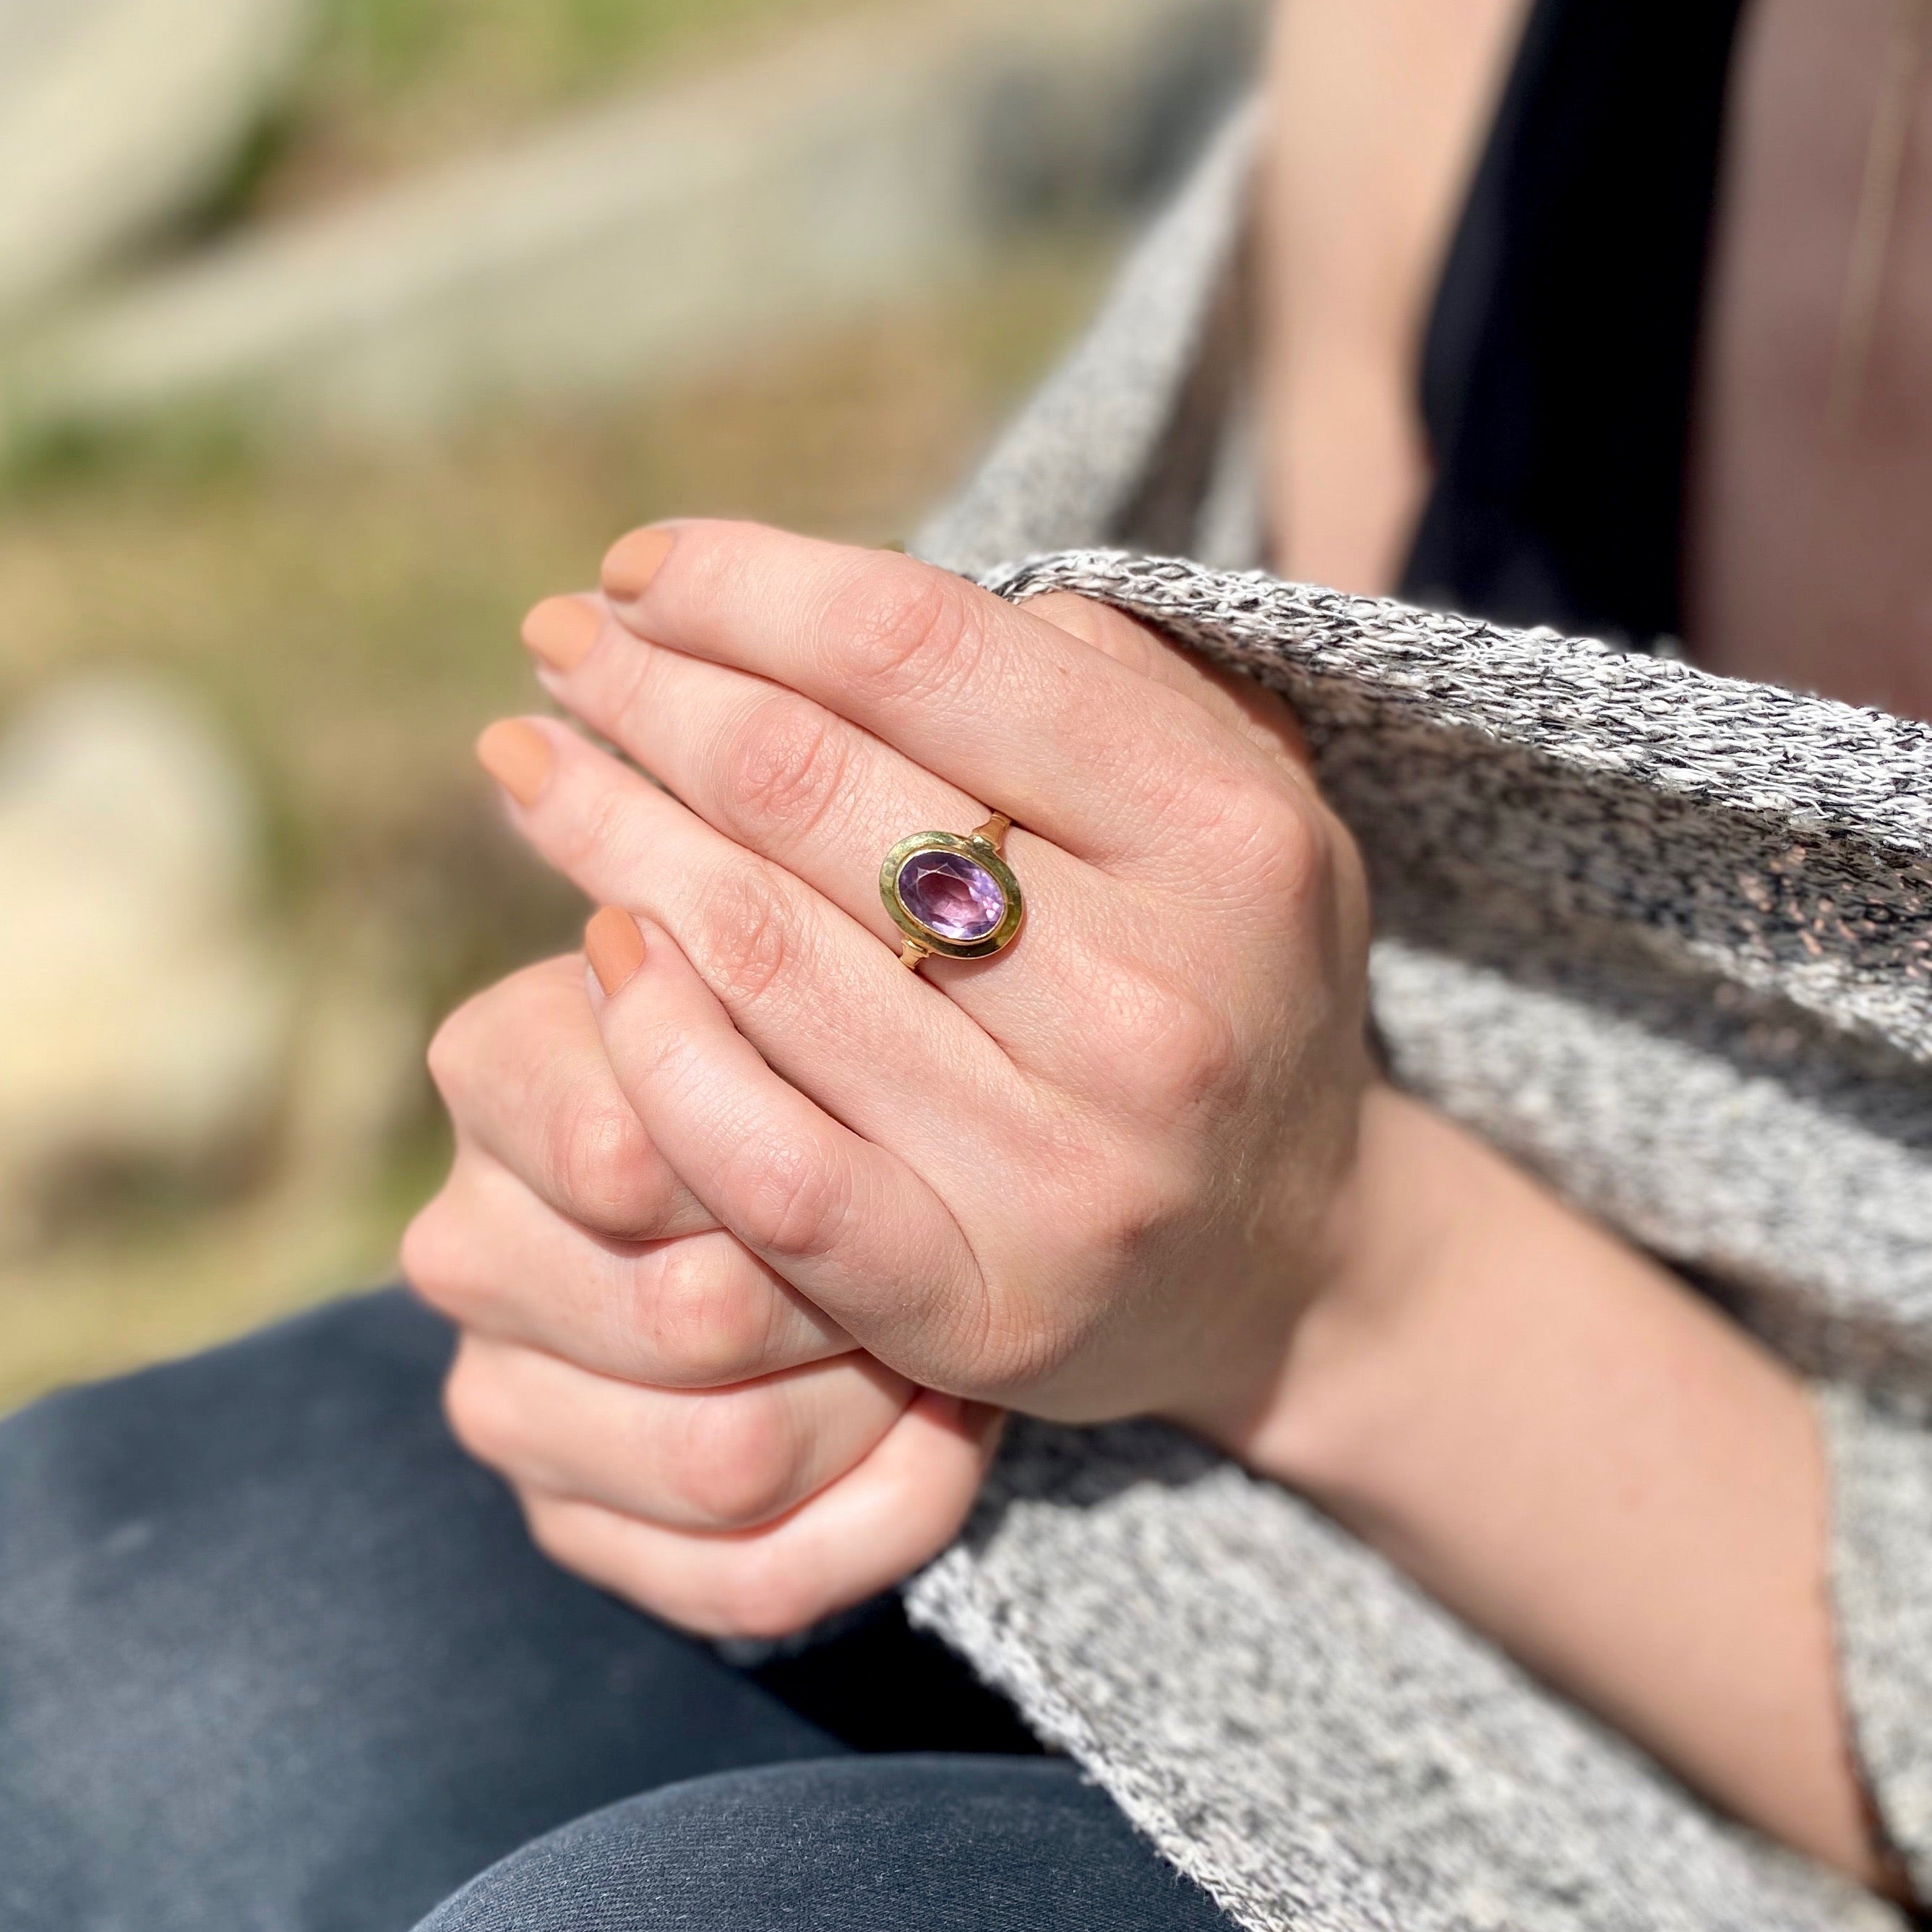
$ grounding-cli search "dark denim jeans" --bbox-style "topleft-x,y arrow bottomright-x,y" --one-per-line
0,1290 -> 1233,1931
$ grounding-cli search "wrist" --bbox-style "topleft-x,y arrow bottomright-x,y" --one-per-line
1211,1089 -> 1891,1888
1215,1081 -> 1485,1495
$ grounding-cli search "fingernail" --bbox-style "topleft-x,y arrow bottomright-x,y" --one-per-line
476,720 -> 553,805
585,906 -> 647,996
521,596 -> 600,671
601,527 -> 675,602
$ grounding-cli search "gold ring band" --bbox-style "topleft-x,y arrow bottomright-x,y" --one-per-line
974,812 -> 1012,855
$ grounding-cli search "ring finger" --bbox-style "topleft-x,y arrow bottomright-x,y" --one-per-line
520,595 -> 1162,1057
475,715 -> 1036,1197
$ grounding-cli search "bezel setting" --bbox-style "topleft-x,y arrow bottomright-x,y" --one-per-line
879,829 -> 1025,961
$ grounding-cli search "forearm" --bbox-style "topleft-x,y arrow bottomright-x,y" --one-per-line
1232,1086 -> 1894,1892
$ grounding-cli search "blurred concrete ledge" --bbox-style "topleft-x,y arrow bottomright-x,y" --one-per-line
0,0 -> 313,322
0,0 -> 1258,463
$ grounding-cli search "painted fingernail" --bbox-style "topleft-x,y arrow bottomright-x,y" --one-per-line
585,906 -> 647,996
476,719 -> 552,805
521,596 -> 600,671
601,527 -> 675,602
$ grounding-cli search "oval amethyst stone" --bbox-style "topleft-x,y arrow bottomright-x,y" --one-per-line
896,848 -> 1007,942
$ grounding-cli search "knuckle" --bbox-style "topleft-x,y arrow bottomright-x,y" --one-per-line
518,1495 -> 618,1600
547,1096 -> 666,1237
692,867 -> 803,1010
643,1242 -> 771,1386
1118,742 -> 1229,829
1222,784 -> 1330,914
1149,767 -> 1339,937
426,956 -> 584,1119
399,1193 -> 467,1313
1143,993 -> 1241,1115
1256,792 -> 1329,903
971,1302 -> 1086,1401
719,1133 -> 851,1266
707,1541 -> 823,1641
1028,591 -> 1156,673
442,1347 -> 515,1468
552,773 -> 640,880
518,1492 -> 576,1567
424,997 -> 483,1107
1096,969 -> 1242,1115
673,1389 -> 804,1529
823,557 -> 983,705
1104,1154 -> 1201,1258
1053,1155 -> 1198,1302
1028,1111 -> 1199,1265
717,697 -> 851,843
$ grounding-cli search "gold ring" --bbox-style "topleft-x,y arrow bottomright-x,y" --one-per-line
880,813 -> 1023,971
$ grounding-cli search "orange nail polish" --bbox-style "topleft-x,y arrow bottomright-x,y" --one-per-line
601,527 -> 675,602
585,906 -> 647,995
476,719 -> 553,805
521,596 -> 600,671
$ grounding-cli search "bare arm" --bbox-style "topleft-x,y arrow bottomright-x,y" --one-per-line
1222,1085 -> 1897,1892
1255,0 -> 1892,1885
445,7 -> 1914,1878
1258,0 -> 1529,591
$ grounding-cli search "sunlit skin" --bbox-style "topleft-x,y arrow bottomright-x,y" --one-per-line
405,0 -> 1932,1896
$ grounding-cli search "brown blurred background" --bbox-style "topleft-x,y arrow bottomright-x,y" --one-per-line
0,0 -> 1258,1410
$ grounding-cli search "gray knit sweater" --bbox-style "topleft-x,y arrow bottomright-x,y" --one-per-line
901,115 -> 1932,1932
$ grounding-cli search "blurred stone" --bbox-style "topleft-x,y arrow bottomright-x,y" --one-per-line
0,0 -> 313,325
0,0 -> 1258,455
280,922 -> 424,1193
0,675 -> 291,1246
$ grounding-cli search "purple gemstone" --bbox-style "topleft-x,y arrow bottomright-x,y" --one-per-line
896,848 -> 1006,941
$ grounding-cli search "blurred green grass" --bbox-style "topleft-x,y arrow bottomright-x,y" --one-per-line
250,0 -> 914,213
0,231 -> 1110,1411
0,0 -> 1131,1409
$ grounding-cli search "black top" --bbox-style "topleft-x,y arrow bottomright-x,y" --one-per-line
1399,0 -> 1750,648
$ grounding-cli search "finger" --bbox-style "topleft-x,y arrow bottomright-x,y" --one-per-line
517,1390 -> 1004,1639
427,953 -> 714,1242
403,1149 -> 851,1387
474,716 -> 1030,1193
1022,590 -> 1314,776
447,1332 -> 911,1532
580,906 -> 994,1388
597,520 -> 1269,877
519,594 -> 1140,1042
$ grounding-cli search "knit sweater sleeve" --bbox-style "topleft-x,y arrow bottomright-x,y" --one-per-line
1820,1384 -> 1932,1905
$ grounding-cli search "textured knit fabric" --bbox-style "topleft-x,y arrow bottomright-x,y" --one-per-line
905,111 -> 1932,1932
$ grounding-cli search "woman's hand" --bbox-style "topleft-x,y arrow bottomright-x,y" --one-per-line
441,519 -> 1379,1637
403,949 -> 1003,1638
481,520 -> 1377,1446
437,523 -> 1896,1894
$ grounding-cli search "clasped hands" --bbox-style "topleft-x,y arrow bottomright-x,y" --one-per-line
405,520 -> 1383,1639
